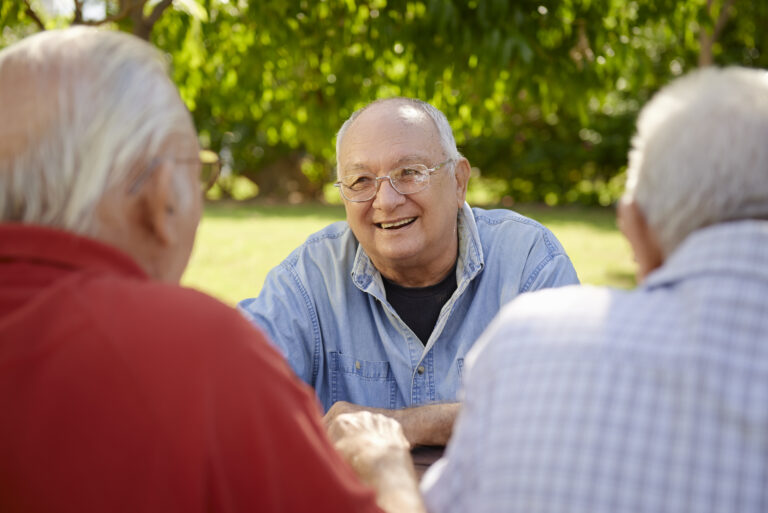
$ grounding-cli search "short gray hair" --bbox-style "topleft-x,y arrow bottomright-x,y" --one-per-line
335,97 -> 462,172
0,27 -> 193,235
624,66 -> 768,255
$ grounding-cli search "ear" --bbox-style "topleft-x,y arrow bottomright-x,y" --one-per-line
137,161 -> 181,248
617,198 -> 664,283
453,158 -> 471,208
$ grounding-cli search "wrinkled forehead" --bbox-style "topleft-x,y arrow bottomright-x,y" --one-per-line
339,102 -> 443,171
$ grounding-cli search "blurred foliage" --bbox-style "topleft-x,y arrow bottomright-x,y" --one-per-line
3,0 -> 767,205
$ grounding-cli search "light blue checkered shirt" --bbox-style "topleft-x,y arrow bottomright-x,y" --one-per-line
422,220 -> 768,513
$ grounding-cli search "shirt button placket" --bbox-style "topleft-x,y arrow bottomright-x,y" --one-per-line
411,363 -> 425,405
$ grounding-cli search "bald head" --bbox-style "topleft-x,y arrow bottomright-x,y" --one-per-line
335,97 -> 461,174
0,27 -> 193,235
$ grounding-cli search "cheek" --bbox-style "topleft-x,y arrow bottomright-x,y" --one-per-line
345,203 -> 370,227
428,193 -> 459,223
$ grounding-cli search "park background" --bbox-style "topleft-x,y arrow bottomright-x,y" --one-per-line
3,0 -> 767,304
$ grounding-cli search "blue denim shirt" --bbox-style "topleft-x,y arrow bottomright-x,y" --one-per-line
238,204 -> 579,412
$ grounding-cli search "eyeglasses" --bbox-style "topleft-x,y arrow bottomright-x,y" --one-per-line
198,150 -> 221,193
129,150 -> 221,194
334,159 -> 455,202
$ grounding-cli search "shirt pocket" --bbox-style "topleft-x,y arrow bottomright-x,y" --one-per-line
330,352 -> 397,409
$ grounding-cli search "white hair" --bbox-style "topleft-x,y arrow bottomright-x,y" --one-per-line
335,97 -> 462,174
624,66 -> 768,255
0,27 -> 193,235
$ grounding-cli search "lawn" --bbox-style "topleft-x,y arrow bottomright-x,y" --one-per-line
182,202 -> 636,306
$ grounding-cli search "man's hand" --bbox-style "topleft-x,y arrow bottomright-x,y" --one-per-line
324,400 -> 366,423
325,400 -> 461,447
327,411 -> 410,470
328,412 -> 425,513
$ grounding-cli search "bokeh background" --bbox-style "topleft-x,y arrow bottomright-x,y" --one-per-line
3,0 -> 767,303
4,0 -> 767,207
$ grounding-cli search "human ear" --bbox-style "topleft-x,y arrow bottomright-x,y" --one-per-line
137,161 -> 181,248
453,158 -> 471,208
617,198 -> 664,283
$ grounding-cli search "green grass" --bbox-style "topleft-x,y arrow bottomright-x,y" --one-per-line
182,202 -> 636,306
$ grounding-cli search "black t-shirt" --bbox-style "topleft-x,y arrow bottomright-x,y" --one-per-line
382,264 -> 458,345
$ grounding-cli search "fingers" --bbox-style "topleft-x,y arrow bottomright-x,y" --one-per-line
328,411 -> 409,450
323,400 -> 357,428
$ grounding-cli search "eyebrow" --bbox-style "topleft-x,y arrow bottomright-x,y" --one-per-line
343,162 -> 371,173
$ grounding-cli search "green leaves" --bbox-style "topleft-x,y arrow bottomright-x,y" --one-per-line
2,0 -> 767,204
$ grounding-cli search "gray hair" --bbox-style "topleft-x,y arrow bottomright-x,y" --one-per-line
0,27 -> 193,235
624,66 -> 768,255
335,97 -> 462,173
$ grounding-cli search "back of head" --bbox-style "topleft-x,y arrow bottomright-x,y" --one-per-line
624,66 -> 768,255
0,27 -> 191,236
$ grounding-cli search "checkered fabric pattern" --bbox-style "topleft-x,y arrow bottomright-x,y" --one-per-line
422,220 -> 768,513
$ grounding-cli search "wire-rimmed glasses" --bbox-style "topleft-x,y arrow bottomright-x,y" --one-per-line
129,150 -> 221,195
198,150 -> 221,193
334,158 -> 455,202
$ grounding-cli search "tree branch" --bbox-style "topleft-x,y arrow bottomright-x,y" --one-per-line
712,0 -> 735,41
73,0 -> 84,24
145,0 -> 173,27
698,0 -> 735,67
22,0 -> 46,31
78,0 -> 136,26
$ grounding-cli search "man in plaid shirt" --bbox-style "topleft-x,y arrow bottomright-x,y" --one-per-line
421,66 -> 768,513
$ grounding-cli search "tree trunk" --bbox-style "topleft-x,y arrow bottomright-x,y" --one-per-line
699,0 -> 735,67
241,152 -> 324,202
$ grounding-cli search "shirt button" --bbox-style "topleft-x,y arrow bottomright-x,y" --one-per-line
355,360 -> 361,370
417,365 -> 425,375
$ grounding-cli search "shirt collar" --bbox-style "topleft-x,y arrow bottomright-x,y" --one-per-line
0,223 -> 149,280
351,202 -> 485,295
643,220 -> 768,290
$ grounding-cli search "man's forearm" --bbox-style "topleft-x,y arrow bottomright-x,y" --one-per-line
387,402 -> 460,446
325,401 -> 461,446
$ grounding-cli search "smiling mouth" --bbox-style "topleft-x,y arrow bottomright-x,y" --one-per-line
376,217 -> 417,230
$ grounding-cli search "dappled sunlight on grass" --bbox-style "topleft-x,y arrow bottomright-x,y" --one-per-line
182,201 -> 635,306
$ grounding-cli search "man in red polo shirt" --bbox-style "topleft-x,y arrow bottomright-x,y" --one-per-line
0,27 -> 423,513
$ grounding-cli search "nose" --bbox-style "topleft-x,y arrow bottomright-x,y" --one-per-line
372,175 -> 405,210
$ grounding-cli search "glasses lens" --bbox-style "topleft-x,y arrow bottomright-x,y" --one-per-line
341,174 -> 376,201
391,165 -> 429,194
199,150 -> 220,192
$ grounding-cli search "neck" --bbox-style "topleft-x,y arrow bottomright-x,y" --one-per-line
375,245 -> 458,288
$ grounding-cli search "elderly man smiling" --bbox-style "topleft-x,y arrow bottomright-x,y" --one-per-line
238,98 -> 579,445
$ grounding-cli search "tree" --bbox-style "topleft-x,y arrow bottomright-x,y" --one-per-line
3,0 -> 767,204
6,0 -> 176,39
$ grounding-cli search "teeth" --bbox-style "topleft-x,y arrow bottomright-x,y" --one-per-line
380,217 -> 415,229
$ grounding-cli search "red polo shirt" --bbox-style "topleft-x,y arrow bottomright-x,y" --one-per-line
0,224 -> 382,513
